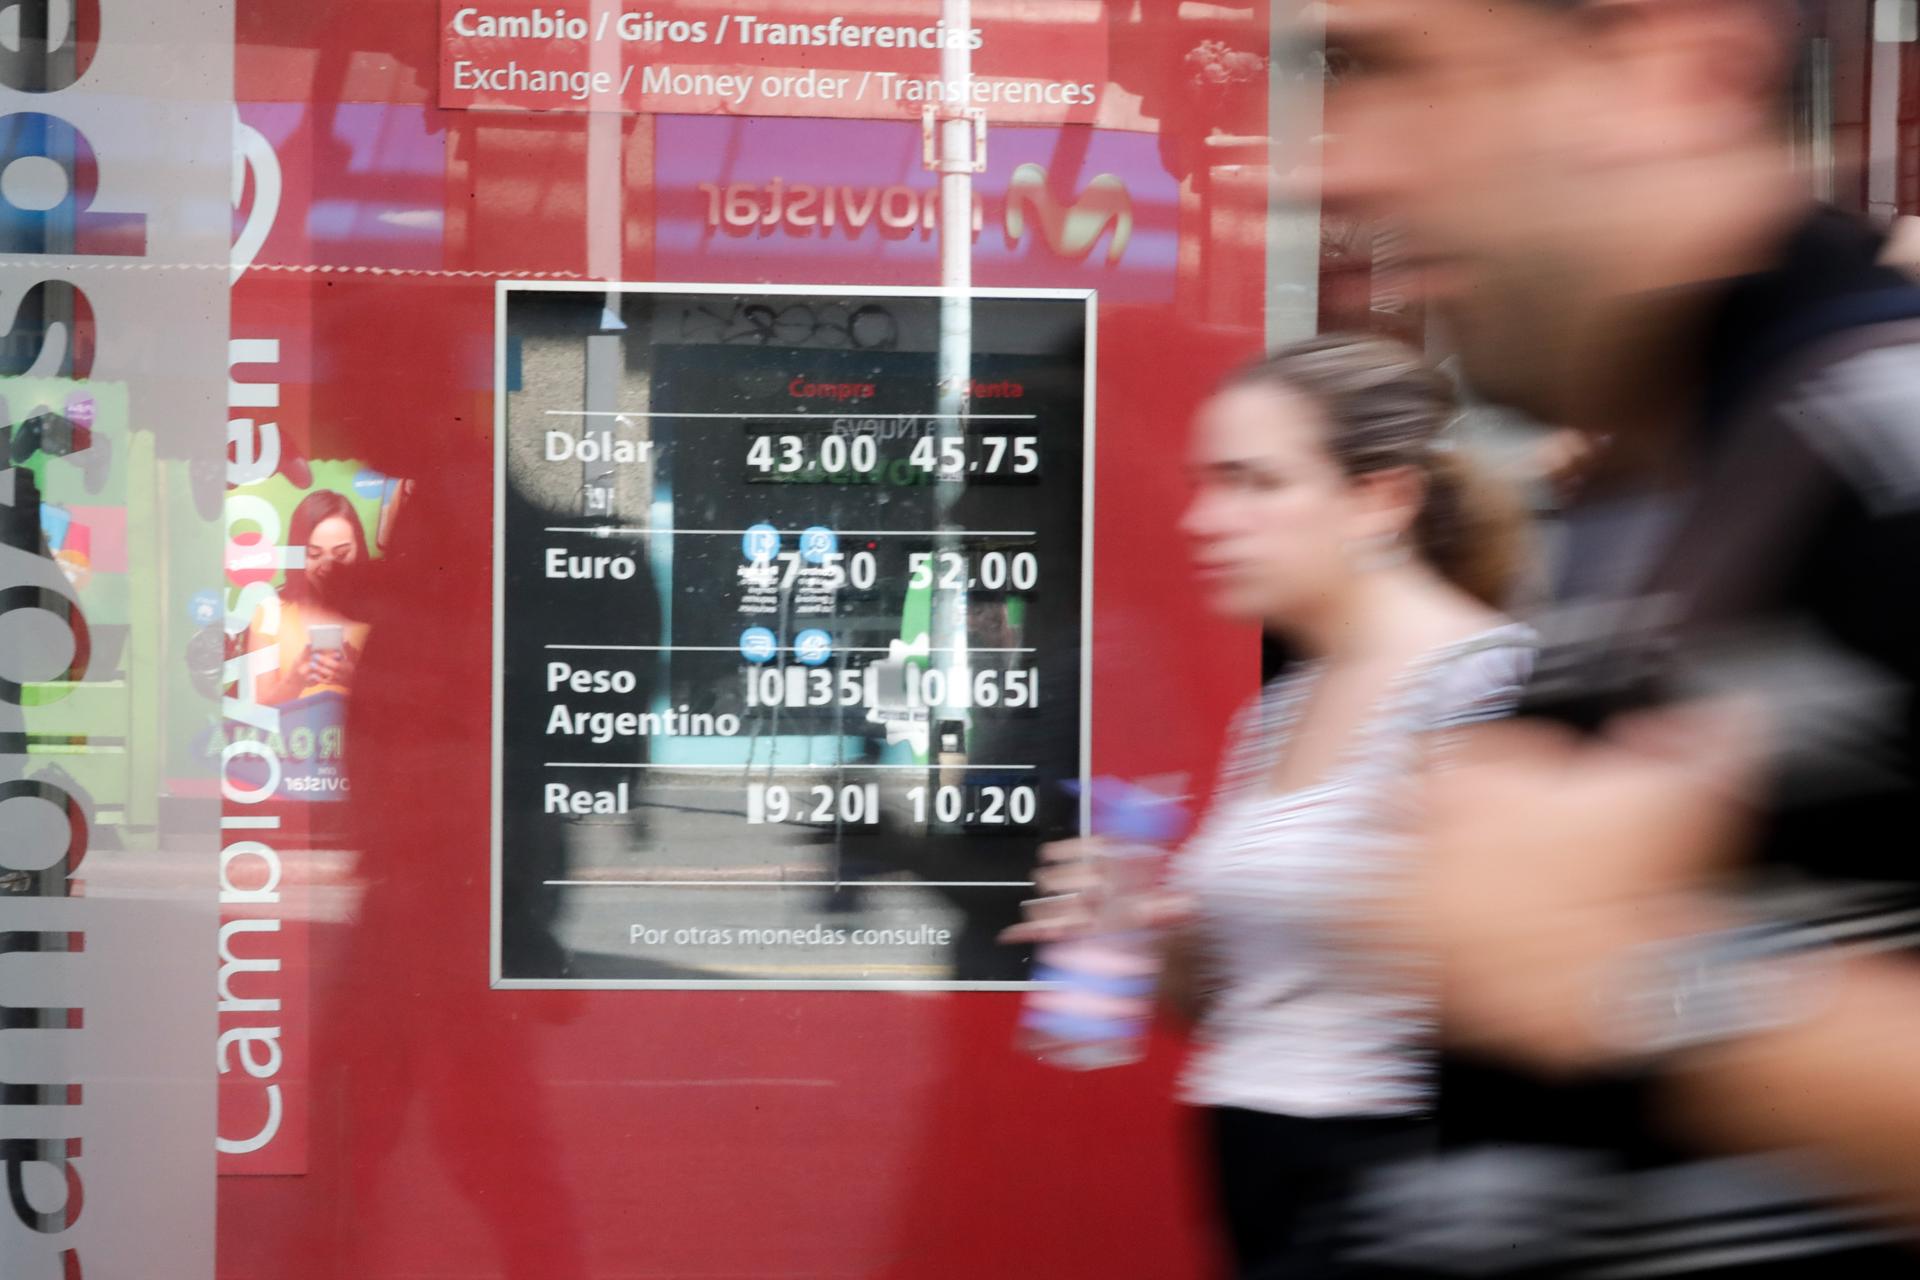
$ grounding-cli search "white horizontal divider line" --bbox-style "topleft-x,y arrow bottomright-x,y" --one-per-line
545,880 -> 1036,889
545,409 -> 1038,421
543,644 -> 1037,653
542,527 -> 1039,537
542,762 -> 1036,770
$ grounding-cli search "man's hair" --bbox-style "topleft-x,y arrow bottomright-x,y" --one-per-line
1518,0 -> 1820,121
1520,0 -> 1819,25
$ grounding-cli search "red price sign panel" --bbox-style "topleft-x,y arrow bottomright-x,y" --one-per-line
440,1 -> 1108,124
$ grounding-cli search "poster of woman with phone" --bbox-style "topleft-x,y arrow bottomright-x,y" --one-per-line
246,488 -> 373,706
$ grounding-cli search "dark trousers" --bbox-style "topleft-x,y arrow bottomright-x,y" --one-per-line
1207,1106 -> 1429,1280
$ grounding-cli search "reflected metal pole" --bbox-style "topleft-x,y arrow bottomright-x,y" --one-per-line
930,0 -> 975,799
1268,0 -> 1324,345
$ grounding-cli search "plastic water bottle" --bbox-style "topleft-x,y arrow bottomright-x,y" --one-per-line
1017,778 -> 1188,1070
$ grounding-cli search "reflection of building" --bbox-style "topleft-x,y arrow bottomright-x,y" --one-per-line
1816,0 -> 1920,222
6,377 -> 164,833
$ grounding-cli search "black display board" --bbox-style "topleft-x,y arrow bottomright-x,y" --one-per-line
493,285 -> 1091,987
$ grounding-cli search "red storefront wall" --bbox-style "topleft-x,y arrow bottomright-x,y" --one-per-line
217,3 -> 1271,1275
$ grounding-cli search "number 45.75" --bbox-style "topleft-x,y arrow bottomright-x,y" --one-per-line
908,435 -> 1038,475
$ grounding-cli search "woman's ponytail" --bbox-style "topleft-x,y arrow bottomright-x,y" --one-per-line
1225,332 -> 1530,608
1412,444 -> 1529,608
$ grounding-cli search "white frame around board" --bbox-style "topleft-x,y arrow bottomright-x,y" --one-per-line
491,280 -> 1097,990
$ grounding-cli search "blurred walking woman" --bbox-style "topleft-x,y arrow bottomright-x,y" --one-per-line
1019,335 -> 1535,1278
1176,335 -> 1536,1277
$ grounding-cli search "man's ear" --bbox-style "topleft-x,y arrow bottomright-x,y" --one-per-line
1582,0 -> 1793,162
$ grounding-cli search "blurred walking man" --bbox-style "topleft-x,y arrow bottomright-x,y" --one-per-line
1314,1 -> 1920,1275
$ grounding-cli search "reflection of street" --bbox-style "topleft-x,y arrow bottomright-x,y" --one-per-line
551,773 -> 1030,981
280,451 -> 588,1280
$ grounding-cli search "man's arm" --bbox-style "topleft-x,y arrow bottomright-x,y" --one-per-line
1420,695 -> 1920,1224
1666,955 -> 1920,1221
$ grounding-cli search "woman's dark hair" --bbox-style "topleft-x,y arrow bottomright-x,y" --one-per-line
1223,332 -> 1529,608
281,488 -> 368,603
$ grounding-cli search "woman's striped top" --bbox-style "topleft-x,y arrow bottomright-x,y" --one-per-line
1172,623 -> 1537,1118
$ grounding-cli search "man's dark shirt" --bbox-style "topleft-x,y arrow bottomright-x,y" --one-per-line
1377,209 -> 1920,1279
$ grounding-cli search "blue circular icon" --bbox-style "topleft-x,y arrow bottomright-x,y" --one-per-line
794,629 -> 833,667
739,628 -> 778,664
188,589 -> 222,627
352,469 -> 391,500
800,526 -> 838,564
742,523 -> 781,562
